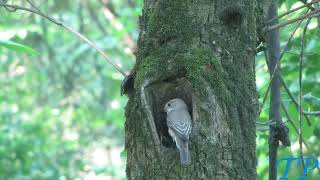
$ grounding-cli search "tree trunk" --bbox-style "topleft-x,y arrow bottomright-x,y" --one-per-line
125,0 -> 261,179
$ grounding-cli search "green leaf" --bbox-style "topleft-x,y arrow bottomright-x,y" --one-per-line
0,40 -> 37,55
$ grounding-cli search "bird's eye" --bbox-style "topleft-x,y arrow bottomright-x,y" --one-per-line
168,103 -> 171,106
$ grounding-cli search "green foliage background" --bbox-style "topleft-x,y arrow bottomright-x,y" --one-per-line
0,0 -> 319,179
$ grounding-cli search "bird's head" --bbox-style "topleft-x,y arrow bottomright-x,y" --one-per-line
164,98 -> 188,113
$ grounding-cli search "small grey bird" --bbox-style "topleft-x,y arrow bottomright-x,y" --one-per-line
164,98 -> 192,165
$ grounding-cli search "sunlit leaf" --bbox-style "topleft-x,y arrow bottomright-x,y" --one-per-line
0,40 -> 37,55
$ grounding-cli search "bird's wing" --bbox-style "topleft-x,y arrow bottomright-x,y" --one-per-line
167,110 -> 192,141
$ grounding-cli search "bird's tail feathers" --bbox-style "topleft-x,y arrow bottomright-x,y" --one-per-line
179,145 -> 191,165
176,139 -> 191,165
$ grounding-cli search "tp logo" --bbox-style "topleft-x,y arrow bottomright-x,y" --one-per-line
277,157 -> 319,180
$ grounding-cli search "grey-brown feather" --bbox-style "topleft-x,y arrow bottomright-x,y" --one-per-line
165,98 -> 192,165
166,109 -> 191,141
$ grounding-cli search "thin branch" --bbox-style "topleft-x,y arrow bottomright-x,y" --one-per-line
284,102 -> 320,174
315,2 -> 320,29
25,0 -> 41,12
298,17 -> 311,171
257,127 -> 270,131
280,77 -> 312,126
303,111 -> 320,115
267,0 -> 320,24
298,0 -> 320,29
258,18 -> 304,117
266,8 -> 320,32
0,2 -> 127,77
0,0 -> 17,12
299,0 -> 316,10
281,102 -> 308,149
256,120 -> 276,126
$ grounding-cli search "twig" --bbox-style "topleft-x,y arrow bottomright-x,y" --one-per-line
299,0 -> 316,10
267,0 -> 320,24
314,2 -> 320,29
25,0 -> 41,12
0,2 -> 127,77
303,111 -> 320,115
280,77 -> 312,126
281,102 -> 308,148
0,0 -> 16,12
298,17 -> 311,171
257,127 -> 270,131
266,8 -> 320,31
256,120 -> 276,126
258,18 -> 304,117
298,0 -> 320,29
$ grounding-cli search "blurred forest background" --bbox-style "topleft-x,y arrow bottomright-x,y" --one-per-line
0,0 -> 319,179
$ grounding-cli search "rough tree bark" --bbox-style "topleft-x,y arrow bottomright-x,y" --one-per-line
124,0 -> 263,179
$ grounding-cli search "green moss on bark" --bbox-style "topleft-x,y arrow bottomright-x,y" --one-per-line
135,47 -> 232,116
126,0 -> 258,179
180,49 -> 231,104
136,0 -> 198,61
